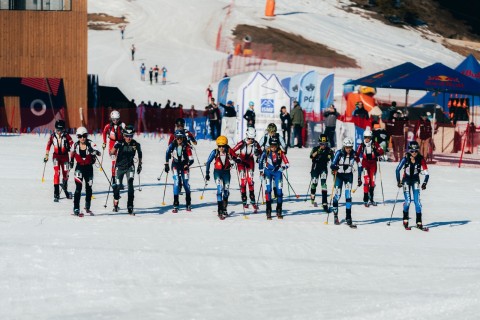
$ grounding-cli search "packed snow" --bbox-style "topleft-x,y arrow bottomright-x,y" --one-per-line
2,0 -> 480,319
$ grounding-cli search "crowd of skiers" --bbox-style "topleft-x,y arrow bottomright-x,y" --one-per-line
43,111 -> 430,230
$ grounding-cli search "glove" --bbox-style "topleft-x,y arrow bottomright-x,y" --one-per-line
397,181 -> 403,188
259,169 -> 264,177
421,182 -> 427,190
137,163 -> 142,174
43,154 -> 49,163
164,163 -> 170,173
69,159 -> 74,168
205,173 -> 210,181
331,165 -> 339,175
256,158 -> 259,163
102,143 -> 106,149
357,178 -> 362,187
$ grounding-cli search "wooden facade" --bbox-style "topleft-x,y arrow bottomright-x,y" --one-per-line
0,0 -> 87,128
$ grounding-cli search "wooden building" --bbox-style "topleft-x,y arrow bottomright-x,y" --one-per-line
0,0 -> 87,129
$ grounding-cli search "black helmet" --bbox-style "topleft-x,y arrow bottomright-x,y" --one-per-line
55,119 -> 66,131
175,118 -> 185,126
319,134 -> 328,144
269,136 -> 279,146
123,125 -> 135,137
408,141 -> 420,152
174,129 -> 185,139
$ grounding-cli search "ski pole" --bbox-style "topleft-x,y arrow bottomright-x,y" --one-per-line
99,146 -> 105,172
161,171 -> 169,205
138,173 -> 142,192
325,172 -> 337,225
157,168 -> 165,181
256,178 -> 264,207
41,161 -> 47,183
104,181 -> 111,208
261,176 -> 265,204
285,169 -> 291,198
378,160 -> 385,205
234,164 -> 248,219
387,186 -> 402,226
200,181 -> 208,200
304,179 -> 313,202
191,146 -> 206,181
282,170 -> 300,199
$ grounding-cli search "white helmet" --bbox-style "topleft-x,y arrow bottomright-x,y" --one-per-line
363,129 -> 372,138
246,127 -> 256,139
110,110 -> 120,120
343,137 -> 354,147
76,126 -> 88,136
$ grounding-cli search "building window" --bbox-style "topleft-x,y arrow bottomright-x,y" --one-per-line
0,0 -> 72,10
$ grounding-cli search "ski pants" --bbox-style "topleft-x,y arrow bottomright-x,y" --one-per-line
310,167 -> 328,203
324,126 -> 336,148
107,139 -> 117,178
73,165 -> 93,210
401,179 -> 422,213
362,161 -> 377,193
52,155 -> 70,185
237,163 -> 255,194
214,169 -> 231,202
264,169 -> 283,204
172,166 -> 191,196
333,173 -> 353,212
113,165 -> 135,207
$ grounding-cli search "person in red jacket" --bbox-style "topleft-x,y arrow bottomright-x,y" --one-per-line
414,113 -> 433,162
102,110 -> 125,183
44,119 -> 74,202
232,127 -> 262,210
355,128 -> 384,206
70,127 -> 101,217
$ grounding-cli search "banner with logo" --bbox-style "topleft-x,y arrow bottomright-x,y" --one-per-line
320,73 -> 335,112
237,72 -> 291,139
185,116 -> 210,140
281,76 -> 291,95
217,77 -> 230,107
298,71 -> 319,122
288,72 -> 303,103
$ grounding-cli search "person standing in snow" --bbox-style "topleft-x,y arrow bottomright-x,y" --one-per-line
110,125 -> 142,215
243,101 -> 256,128
323,104 -> 339,149
120,25 -> 125,40
355,128 -> 384,207
140,63 -> 146,81
149,67 -> 153,85
154,65 -> 159,83
205,98 -> 221,140
102,110 -> 126,184
205,136 -> 241,219
131,44 -> 136,61
70,127 -> 101,217
44,119 -> 74,202
280,106 -> 292,151
309,134 -> 334,212
258,136 -> 290,220
165,130 -> 194,213
162,66 -> 167,85
330,137 -> 362,228
291,100 -> 304,148
219,100 -> 237,142
232,127 -> 262,210
396,141 -> 429,231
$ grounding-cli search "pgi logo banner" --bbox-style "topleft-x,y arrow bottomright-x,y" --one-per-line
260,99 -> 275,113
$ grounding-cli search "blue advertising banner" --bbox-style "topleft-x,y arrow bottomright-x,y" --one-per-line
217,77 -> 230,106
185,116 -> 210,140
289,72 -> 303,102
298,70 -> 318,112
320,73 -> 334,111
281,77 -> 291,94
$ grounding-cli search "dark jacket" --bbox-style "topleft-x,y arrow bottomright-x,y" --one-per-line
205,103 -> 221,121
280,112 -> 292,130
244,109 -> 255,127
324,109 -> 339,128
352,107 -> 369,119
113,139 -> 142,170
220,103 -> 237,117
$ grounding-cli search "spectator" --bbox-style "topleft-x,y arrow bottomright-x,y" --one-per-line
131,44 -> 136,61
280,106 -> 292,150
154,65 -> 159,83
414,113 -> 433,161
243,101 -> 256,128
386,110 -> 408,161
291,100 -> 305,148
372,123 -> 389,161
178,104 -> 184,118
323,104 -> 339,148
227,51 -> 233,69
120,25 -> 125,40
189,105 -> 198,119
137,101 -> 148,132
220,100 -> 237,142
161,66 -> 167,85
149,67 -> 153,85
140,63 -> 146,81
205,98 -> 221,140
369,104 -> 383,127
352,101 -> 370,119
206,85 -> 213,103
165,99 -> 172,109
388,101 -> 398,120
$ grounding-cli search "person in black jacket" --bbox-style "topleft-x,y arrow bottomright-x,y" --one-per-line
309,134 -> 334,212
205,98 -> 221,140
220,100 -> 237,141
110,125 -> 143,214
280,106 -> 291,150
243,101 -> 256,128
352,101 -> 370,119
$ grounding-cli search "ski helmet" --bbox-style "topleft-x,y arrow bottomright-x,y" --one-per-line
174,129 -> 185,139
55,119 -> 66,131
175,118 -> 185,126
267,123 -> 277,133
110,110 -> 120,121
408,141 -> 420,152
248,101 -> 254,107
343,137 -> 354,148
123,125 -> 135,138
216,135 -> 228,146
269,136 -> 280,146
363,129 -> 373,138
246,127 -> 256,139
319,134 -> 328,144
76,127 -> 88,137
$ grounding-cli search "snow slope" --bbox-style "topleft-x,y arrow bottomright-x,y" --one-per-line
1,1 -> 479,319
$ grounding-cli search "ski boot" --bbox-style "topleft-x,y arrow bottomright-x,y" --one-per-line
217,201 -> 225,220
310,194 -> 316,206
113,200 -> 119,212
403,211 -> 410,230
186,193 -> 192,212
416,213 -> 427,230
241,192 -> 248,208
54,184 -> 60,202
363,193 -> 369,207
322,203 -> 329,213
172,195 -> 179,213
276,203 -> 283,220
251,203 -> 259,213
368,187 -> 377,206
266,201 -> 272,220
84,208 -> 94,216
332,207 -> 340,225
345,208 -> 356,228
222,199 -> 229,217
128,206 -> 134,215
73,208 -> 83,217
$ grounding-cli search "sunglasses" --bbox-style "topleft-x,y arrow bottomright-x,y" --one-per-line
125,135 -> 133,139
218,145 -> 226,148
410,150 -> 418,153
246,138 -> 254,141
77,134 -> 87,138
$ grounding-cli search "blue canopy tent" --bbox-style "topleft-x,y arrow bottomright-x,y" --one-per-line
344,62 -> 421,87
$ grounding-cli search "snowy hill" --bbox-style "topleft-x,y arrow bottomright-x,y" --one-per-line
1,1 -> 479,319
